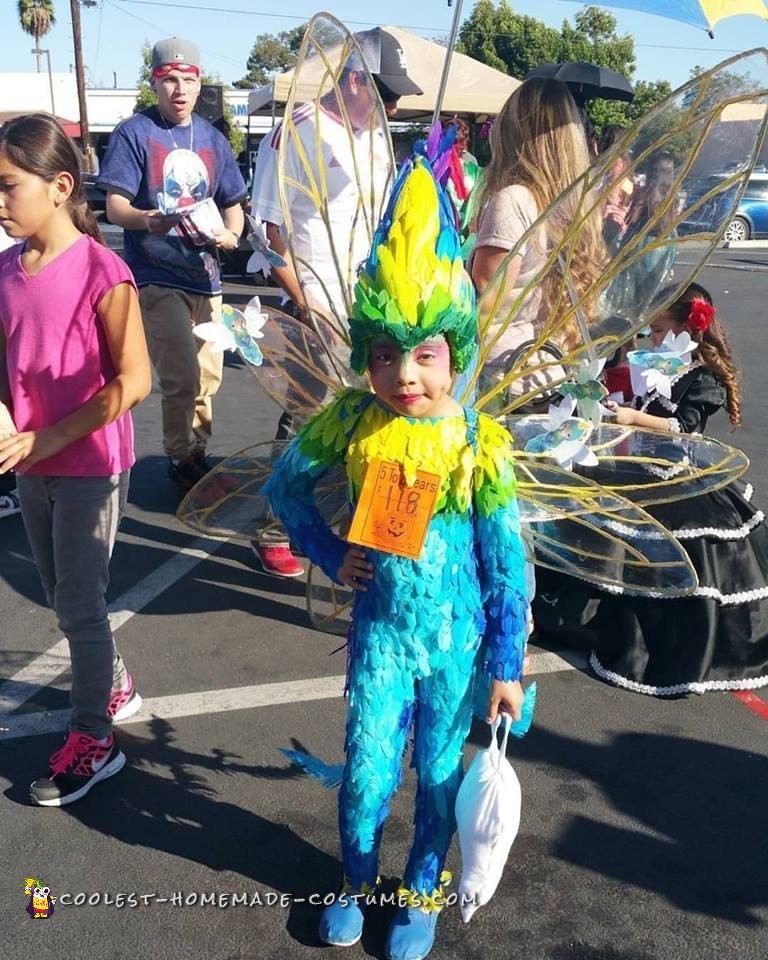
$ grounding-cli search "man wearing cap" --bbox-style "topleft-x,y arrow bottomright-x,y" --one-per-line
249,26 -> 422,578
98,37 -> 247,491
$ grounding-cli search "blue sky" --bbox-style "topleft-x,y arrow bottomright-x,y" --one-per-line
5,0 -> 768,92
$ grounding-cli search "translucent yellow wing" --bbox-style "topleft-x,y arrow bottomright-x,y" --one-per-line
177,441 -> 347,542
470,48 -> 768,415
507,416 -> 750,506
278,13 -> 395,342
250,306 -> 362,423
513,460 -> 697,596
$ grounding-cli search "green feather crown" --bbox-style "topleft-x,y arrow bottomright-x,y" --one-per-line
349,153 -> 476,374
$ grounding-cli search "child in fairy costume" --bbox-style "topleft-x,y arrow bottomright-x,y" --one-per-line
264,154 -> 529,959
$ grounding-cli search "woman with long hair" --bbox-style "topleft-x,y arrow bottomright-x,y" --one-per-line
471,78 -> 605,401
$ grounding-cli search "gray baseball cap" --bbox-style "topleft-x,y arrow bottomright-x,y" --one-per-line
151,37 -> 201,73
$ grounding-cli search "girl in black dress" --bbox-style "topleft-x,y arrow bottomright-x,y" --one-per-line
535,282 -> 768,696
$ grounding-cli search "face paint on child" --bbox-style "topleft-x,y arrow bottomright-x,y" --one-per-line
368,336 -> 460,419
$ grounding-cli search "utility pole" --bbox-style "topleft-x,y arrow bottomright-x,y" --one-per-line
69,0 -> 93,170
432,0 -> 464,124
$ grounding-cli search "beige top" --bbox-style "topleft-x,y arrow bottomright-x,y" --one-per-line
475,183 -> 564,405
475,183 -> 544,364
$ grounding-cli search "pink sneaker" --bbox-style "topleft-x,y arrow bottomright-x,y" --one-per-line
250,541 -> 305,578
30,732 -> 125,807
0,489 -> 20,518
108,673 -> 143,723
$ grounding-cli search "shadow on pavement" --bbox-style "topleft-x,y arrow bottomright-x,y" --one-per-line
468,718 -> 768,926
3,717 -> 343,950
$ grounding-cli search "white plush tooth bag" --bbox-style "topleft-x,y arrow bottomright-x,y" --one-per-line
454,711 -> 524,922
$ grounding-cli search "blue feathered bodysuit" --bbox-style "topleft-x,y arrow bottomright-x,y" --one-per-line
265,388 -> 528,899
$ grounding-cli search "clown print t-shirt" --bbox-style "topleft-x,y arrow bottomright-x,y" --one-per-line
98,107 -> 246,294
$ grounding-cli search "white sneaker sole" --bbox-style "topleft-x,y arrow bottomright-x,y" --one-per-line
30,750 -> 126,807
319,930 -> 363,947
112,693 -> 143,724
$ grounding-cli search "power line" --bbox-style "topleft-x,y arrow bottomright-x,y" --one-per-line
115,0 -> 748,55
106,0 -> 243,68
115,0 -> 448,33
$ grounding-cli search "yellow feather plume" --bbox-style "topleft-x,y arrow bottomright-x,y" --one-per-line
375,164 -> 441,327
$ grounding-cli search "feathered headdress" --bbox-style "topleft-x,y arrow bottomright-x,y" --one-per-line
349,124 -> 477,374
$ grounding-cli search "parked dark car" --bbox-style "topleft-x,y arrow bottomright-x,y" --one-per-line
680,171 -> 768,241
83,175 -> 107,216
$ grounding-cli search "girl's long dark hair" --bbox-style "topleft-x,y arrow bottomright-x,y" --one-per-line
670,281 -> 742,429
0,113 -> 104,244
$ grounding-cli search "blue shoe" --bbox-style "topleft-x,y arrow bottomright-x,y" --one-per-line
318,891 -> 366,947
385,906 -> 439,960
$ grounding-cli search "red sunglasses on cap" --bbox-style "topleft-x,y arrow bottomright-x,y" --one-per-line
152,63 -> 200,79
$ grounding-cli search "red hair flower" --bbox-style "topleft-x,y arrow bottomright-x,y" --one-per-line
685,298 -> 715,335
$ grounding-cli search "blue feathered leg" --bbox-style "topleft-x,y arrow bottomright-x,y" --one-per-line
339,650 -> 415,890
403,619 -> 480,895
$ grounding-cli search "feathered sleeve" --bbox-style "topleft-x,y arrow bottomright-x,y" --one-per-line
263,389 -> 369,582
472,415 -> 529,682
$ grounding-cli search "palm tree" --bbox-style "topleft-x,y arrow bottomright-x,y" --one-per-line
17,0 -> 57,73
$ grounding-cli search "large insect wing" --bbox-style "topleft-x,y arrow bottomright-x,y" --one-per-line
472,49 -> 768,416
250,307 -> 362,425
177,443 -> 348,542
278,14 -> 395,341
509,416 -> 749,507
514,460 -> 697,595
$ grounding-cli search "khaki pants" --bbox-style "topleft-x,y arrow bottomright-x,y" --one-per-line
139,285 -> 224,460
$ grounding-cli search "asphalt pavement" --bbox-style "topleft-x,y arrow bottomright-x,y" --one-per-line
1,247 -> 767,960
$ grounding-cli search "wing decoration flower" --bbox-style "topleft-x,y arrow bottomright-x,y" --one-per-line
524,397 -> 598,470
628,331 -> 695,399
245,212 -> 286,276
558,357 -> 609,426
194,298 -> 266,367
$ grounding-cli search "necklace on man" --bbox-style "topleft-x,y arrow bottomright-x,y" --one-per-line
160,112 -> 194,152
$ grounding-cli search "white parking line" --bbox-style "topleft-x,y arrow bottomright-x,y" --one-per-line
0,535 -> 224,715
0,650 -> 587,741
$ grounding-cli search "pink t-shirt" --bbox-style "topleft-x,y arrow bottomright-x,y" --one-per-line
0,234 -> 137,476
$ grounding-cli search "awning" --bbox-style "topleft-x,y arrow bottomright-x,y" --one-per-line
247,25 -> 521,120
0,110 -> 80,138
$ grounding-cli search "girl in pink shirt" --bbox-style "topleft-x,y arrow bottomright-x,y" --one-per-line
0,114 -> 151,806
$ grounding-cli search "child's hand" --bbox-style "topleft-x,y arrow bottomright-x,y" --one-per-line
337,546 -> 373,591
487,679 -> 524,724
604,400 -> 636,426
0,427 -> 68,474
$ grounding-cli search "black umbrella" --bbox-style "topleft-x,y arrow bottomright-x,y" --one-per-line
524,61 -> 635,105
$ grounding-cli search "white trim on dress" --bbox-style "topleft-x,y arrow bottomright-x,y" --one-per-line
589,651 -> 768,696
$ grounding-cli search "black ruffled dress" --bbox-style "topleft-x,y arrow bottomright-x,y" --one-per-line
534,362 -> 768,696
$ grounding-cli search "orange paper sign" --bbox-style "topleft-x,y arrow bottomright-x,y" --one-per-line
347,458 -> 442,560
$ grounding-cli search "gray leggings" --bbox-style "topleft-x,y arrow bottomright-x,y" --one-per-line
17,472 -> 130,738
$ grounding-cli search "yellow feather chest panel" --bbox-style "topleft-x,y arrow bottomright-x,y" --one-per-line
298,390 -> 518,515
346,400 -> 516,515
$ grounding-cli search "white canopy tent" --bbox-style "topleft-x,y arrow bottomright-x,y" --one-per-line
247,25 -> 521,120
